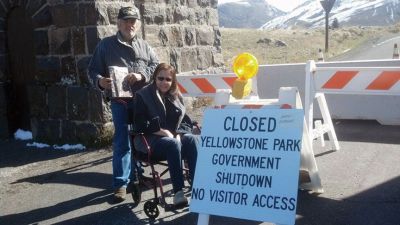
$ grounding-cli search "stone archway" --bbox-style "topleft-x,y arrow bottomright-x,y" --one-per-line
0,0 -> 223,145
6,6 -> 36,132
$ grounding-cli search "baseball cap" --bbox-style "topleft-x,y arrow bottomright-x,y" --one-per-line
118,6 -> 141,20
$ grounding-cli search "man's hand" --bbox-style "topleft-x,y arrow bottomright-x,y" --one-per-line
99,77 -> 112,90
126,73 -> 142,85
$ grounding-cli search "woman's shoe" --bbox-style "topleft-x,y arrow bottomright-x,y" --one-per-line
173,190 -> 188,207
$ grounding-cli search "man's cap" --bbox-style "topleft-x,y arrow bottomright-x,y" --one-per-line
118,6 -> 140,20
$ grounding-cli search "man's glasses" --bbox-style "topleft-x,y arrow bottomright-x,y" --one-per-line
157,76 -> 172,82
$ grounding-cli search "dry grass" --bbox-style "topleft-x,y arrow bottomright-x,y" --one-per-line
185,97 -> 213,124
220,25 -> 398,65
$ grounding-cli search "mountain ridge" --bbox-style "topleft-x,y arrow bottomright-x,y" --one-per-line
260,0 -> 400,29
218,0 -> 400,29
218,0 -> 285,28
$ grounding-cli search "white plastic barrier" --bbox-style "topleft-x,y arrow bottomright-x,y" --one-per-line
255,59 -> 400,125
304,60 -> 400,151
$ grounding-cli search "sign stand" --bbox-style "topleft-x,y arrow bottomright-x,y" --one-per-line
278,87 -> 323,193
195,87 -> 323,225
198,214 -> 210,225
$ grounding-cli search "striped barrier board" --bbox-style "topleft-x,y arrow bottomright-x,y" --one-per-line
215,103 -> 294,109
314,67 -> 400,95
215,99 -> 279,109
177,72 -> 258,97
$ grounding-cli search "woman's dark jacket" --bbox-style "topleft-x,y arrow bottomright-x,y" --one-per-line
133,83 -> 193,152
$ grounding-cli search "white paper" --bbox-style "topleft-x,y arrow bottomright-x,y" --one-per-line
109,66 -> 132,98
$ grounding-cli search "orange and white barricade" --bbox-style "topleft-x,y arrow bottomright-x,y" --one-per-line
177,73 -> 323,194
177,72 -> 258,98
305,60 -> 400,150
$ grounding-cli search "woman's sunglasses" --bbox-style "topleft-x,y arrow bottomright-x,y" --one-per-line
157,76 -> 172,82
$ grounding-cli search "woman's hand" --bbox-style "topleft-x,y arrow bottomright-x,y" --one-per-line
163,129 -> 174,138
154,129 -> 174,138
175,134 -> 181,142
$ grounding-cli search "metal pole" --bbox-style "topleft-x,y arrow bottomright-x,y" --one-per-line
325,12 -> 329,52
320,0 -> 335,53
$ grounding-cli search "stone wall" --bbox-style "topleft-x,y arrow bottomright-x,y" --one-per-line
137,0 -> 223,72
0,0 -> 222,146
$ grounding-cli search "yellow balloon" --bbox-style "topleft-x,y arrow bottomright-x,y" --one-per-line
232,53 -> 259,80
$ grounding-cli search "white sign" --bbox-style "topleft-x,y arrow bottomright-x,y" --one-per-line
190,108 -> 304,225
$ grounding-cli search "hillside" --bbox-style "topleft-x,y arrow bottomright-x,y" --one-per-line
218,0 -> 284,28
261,0 -> 400,29
220,24 -> 400,66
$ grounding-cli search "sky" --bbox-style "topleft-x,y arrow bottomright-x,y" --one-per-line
218,0 -> 305,12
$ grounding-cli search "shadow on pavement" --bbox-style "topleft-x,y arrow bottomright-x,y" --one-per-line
4,173 -> 399,225
333,120 -> 400,144
1,189 -> 112,225
1,120 -> 399,225
0,139 -> 98,168
53,204 -> 200,225
296,176 -> 400,225
11,156 -> 112,190
54,203 -> 143,225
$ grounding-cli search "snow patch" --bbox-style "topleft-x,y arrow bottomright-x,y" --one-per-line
14,130 -> 86,151
14,129 -> 33,140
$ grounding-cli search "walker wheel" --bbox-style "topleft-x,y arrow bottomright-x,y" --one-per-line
144,200 -> 159,219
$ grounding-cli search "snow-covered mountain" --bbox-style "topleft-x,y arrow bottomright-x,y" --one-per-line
260,0 -> 400,29
218,0 -> 285,28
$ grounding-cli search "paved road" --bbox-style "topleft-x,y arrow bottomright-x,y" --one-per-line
331,34 -> 400,61
1,120 -> 399,225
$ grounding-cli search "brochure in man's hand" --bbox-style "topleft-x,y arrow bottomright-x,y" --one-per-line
109,66 -> 132,98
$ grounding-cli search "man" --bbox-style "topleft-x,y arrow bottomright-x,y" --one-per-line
88,5 -> 159,202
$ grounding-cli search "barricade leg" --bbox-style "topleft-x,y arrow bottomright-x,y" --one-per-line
305,60 -> 317,146
316,94 -> 340,151
314,120 -> 325,147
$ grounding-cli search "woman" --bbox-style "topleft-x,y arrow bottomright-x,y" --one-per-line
133,63 -> 198,207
